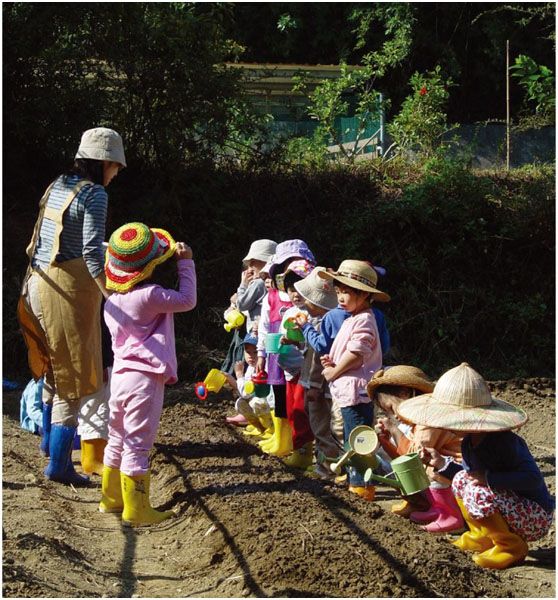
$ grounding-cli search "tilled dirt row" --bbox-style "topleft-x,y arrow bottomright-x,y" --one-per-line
2,378 -> 555,598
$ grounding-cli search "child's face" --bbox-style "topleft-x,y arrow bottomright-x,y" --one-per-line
287,285 -> 305,308
334,283 -> 370,314
376,387 -> 415,416
304,299 -> 327,317
245,259 -> 266,278
244,344 -> 257,367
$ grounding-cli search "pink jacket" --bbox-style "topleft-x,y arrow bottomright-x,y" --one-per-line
328,310 -> 382,407
104,259 -> 197,384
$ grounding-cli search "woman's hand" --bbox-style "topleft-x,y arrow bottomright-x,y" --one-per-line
256,356 -> 266,374
420,447 -> 445,471
175,242 -> 193,260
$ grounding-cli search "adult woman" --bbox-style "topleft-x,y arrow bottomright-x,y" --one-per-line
18,127 -> 126,485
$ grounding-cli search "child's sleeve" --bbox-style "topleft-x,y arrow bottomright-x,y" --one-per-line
256,294 -> 270,357
345,314 -> 375,357
237,279 -> 265,312
147,259 -> 197,313
486,436 -> 547,492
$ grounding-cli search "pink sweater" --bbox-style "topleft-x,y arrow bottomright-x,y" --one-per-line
328,309 -> 382,407
104,259 -> 197,384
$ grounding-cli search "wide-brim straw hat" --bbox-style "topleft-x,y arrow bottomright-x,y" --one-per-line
396,362 -> 528,432
294,266 -> 338,310
242,239 -> 277,264
318,259 -> 390,302
367,365 -> 434,398
105,222 -> 176,293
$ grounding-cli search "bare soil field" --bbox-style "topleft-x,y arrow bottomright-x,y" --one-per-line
2,377 -> 555,598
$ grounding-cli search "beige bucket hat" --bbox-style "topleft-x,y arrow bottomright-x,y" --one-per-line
367,365 -> 435,399
318,260 -> 390,302
294,266 -> 338,310
243,239 -> 277,264
75,127 -> 127,168
396,362 -> 528,433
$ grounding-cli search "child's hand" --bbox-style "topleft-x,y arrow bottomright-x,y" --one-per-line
320,354 -> 335,368
223,372 -> 237,389
294,313 -> 307,327
420,447 -> 445,470
322,366 -> 336,382
280,335 -> 298,346
229,293 -> 238,306
256,356 -> 266,374
469,470 -> 488,487
377,416 -> 397,436
233,361 -> 245,379
175,242 -> 193,260
241,269 -> 255,285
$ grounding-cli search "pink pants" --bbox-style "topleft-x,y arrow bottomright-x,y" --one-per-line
104,369 -> 165,476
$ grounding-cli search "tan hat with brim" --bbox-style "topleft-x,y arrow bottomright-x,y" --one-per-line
396,362 -> 528,433
318,259 -> 390,302
367,365 -> 434,399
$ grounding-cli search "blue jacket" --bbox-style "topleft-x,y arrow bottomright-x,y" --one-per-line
440,431 -> 555,513
302,306 -> 390,356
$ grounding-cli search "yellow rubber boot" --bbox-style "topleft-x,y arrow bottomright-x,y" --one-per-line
259,411 -> 279,451
263,417 -> 293,457
349,486 -> 376,502
99,466 -> 124,513
121,471 -> 175,527
81,438 -> 107,476
453,498 -> 494,553
283,441 -> 313,469
258,413 -> 274,439
472,511 -> 528,569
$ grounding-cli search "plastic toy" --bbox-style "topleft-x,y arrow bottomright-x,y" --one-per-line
330,425 -> 430,496
194,368 -> 227,401
224,309 -> 245,332
283,316 -> 305,342
265,332 -> 290,354
251,370 -> 270,398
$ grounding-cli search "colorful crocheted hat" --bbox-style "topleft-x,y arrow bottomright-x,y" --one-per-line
105,222 -> 176,292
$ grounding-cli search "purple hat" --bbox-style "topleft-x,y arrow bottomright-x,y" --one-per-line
268,239 -> 316,279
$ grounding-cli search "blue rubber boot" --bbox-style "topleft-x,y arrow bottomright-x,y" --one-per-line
44,425 -> 90,486
40,403 -> 52,457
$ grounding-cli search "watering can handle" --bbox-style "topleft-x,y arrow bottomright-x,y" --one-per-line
330,450 -> 355,475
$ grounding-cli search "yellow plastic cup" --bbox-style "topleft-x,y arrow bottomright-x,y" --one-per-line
204,369 -> 227,393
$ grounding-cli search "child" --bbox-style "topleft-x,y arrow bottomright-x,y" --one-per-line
256,240 -> 316,457
315,260 -> 389,501
224,332 -> 274,438
398,362 -> 555,569
101,222 -> 196,527
275,260 -> 315,468
367,365 -> 463,529
293,267 -> 343,477
224,239 -> 276,426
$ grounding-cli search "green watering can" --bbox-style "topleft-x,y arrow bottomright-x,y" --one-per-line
330,426 -> 430,496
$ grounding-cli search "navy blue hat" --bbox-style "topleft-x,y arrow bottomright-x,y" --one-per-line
242,332 -> 258,346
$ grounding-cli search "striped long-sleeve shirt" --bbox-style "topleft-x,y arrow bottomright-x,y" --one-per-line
32,174 -> 108,278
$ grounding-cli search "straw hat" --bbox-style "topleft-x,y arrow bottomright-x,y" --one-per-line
318,260 -> 390,302
75,127 -> 126,168
242,239 -> 277,264
367,365 -> 434,399
294,266 -> 338,310
105,222 -> 176,292
396,363 -> 528,432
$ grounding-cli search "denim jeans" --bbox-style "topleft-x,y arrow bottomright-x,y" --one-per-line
341,402 -> 374,486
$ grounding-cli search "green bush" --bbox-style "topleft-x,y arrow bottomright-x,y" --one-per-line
4,158 -> 554,383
